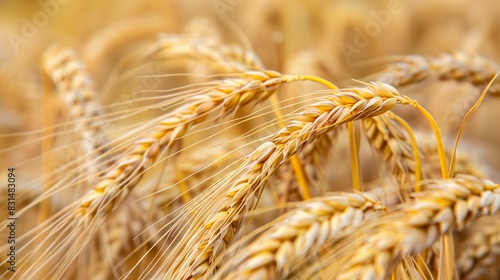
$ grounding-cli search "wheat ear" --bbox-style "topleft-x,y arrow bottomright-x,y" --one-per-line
376,52 -> 500,93
216,192 -> 384,280
337,175 -> 500,280
139,34 -> 331,201
456,216 -> 500,279
141,34 -> 263,73
273,131 -> 337,204
363,114 -> 418,187
92,194 -> 166,279
169,82 -> 412,279
42,45 -> 107,176
14,69 -> 298,279
93,142 -> 238,279
77,70 -> 301,219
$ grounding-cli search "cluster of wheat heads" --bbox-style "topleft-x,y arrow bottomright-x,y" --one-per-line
1,31 -> 500,280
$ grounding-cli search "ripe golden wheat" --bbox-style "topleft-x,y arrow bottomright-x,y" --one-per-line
1,1 -> 500,280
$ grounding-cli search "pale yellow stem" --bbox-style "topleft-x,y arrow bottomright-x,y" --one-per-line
300,75 -> 338,90
449,72 -> 499,177
411,101 -> 448,179
438,234 -> 455,280
176,166 -> 191,203
348,122 -> 362,191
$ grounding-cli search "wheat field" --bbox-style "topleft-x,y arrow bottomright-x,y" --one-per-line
1,0 -> 500,279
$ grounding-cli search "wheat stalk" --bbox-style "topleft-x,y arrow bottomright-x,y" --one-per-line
272,131 -> 337,204
92,141 -> 240,279
3,3 -> 500,278
142,34 -> 263,73
42,45 -> 104,126
11,59 -> 329,279
337,175 -> 500,280
216,192 -> 384,280
42,45 -> 107,180
376,52 -> 500,93
456,216 -> 500,279
15,37 -> 336,253
92,194 -> 165,280
168,82 -> 412,279
77,70 -> 306,220
11,69 -> 299,278
0,65 -> 41,130
363,114 -> 418,187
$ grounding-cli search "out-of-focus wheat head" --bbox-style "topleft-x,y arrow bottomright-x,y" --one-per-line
1,0 -> 500,279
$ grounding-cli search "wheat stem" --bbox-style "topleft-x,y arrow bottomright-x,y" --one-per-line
412,101 -> 448,179
348,122 -> 362,191
300,75 -> 338,90
176,164 -> 191,203
449,72 -> 499,177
